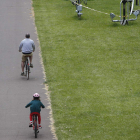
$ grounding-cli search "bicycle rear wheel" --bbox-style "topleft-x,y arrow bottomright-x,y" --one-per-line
24,58 -> 28,77
24,61 -> 27,76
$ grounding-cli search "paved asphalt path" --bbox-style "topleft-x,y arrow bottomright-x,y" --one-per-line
0,0 -> 56,140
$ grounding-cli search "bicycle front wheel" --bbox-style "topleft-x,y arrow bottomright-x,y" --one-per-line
27,65 -> 30,80
34,122 -> 37,138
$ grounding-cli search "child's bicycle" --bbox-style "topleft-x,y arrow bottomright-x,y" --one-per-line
24,57 -> 30,80
32,114 -> 39,138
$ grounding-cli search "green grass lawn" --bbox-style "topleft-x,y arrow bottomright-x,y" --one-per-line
32,0 -> 140,139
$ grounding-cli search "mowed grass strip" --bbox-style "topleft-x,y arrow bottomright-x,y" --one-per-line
32,0 -> 140,139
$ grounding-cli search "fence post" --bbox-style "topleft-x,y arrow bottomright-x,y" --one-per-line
122,0 -> 126,21
78,0 -> 80,4
136,0 -> 138,5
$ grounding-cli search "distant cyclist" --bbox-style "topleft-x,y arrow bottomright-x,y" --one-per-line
19,33 -> 35,76
25,93 -> 45,129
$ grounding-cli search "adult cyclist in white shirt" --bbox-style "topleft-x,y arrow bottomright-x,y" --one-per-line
19,34 -> 35,76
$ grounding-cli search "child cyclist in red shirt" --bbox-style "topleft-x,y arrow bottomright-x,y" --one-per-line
25,93 -> 45,128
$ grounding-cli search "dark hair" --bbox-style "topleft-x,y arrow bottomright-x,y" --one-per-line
25,33 -> 30,38
33,97 -> 40,101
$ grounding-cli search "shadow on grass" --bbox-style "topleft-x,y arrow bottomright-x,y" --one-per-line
127,21 -> 138,26
72,15 -> 85,21
109,23 -> 120,27
109,21 -> 138,27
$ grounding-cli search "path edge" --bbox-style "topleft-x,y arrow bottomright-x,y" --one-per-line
31,1 -> 58,140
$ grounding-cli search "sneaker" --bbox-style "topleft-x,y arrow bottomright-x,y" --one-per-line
29,123 -> 33,127
21,72 -> 24,76
39,125 -> 42,129
30,64 -> 33,68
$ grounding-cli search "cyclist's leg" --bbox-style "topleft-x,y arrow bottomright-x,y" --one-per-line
37,113 -> 41,125
29,112 -> 38,127
30,112 -> 41,122
29,56 -> 32,64
31,112 -> 41,127
28,53 -> 33,65
21,54 -> 26,75
29,113 -> 33,127
30,113 -> 32,122
36,113 -> 42,128
21,61 -> 24,72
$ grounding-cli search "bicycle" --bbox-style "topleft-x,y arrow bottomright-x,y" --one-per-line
32,114 -> 39,138
24,57 -> 30,80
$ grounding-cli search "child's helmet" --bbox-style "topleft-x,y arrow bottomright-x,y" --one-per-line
33,93 -> 40,97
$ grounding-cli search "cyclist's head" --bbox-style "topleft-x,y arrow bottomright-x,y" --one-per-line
33,93 -> 40,100
25,33 -> 30,38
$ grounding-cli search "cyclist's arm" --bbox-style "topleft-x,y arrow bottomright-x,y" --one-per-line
19,42 -> 23,52
25,102 -> 32,108
32,42 -> 35,52
40,102 -> 45,108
